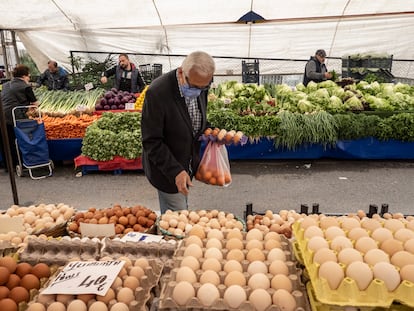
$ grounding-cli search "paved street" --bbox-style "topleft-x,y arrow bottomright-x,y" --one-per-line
1,160 -> 413,217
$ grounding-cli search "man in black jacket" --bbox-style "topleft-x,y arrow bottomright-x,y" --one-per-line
303,49 -> 332,86
101,54 -> 146,93
141,51 -> 215,213
37,60 -> 69,90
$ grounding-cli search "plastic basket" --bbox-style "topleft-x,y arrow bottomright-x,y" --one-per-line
242,59 -> 259,74
139,63 -> 163,84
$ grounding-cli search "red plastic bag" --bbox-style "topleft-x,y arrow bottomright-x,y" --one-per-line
195,141 -> 232,186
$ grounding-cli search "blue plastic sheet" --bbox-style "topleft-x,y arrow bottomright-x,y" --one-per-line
225,137 -> 414,160
14,121 -> 50,166
47,138 -> 83,161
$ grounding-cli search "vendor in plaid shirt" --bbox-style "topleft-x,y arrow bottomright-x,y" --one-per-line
141,51 -> 215,213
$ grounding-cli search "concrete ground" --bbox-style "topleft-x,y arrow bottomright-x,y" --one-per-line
1,159 -> 413,218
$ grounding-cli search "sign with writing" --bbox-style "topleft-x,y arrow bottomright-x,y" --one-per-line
42,260 -> 125,295
120,231 -> 164,243
84,82 -> 94,91
0,216 -> 24,233
125,102 -> 135,110
80,223 -> 115,238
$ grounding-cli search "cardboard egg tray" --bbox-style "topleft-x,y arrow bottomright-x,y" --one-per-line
19,236 -> 101,265
292,222 -> 414,308
28,258 -> 163,311
158,232 -> 311,311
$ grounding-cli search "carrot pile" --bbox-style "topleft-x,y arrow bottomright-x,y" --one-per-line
40,114 -> 100,139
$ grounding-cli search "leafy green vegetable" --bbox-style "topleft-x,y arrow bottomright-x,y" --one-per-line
81,112 -> 142,161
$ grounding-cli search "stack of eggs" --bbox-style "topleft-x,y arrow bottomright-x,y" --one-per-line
68,205 -> 157,236
158,209 -> 244,238
246,210 -> 303,238
1,203 -> 75,237
295,213 -> 414,307
27,257 -> 161,311
0,256 -> 51,311
160,227 -> 307,311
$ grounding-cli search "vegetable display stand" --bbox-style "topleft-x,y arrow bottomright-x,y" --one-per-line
74,155 -> 143,175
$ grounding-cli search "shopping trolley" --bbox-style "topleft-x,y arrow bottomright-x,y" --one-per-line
12,106 -> 53,179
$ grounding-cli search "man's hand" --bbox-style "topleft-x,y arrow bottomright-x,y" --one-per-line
175,170 -> 193,196
100,76 -> 108,84
325,72 -> 333,79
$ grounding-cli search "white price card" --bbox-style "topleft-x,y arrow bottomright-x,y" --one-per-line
42,260 -> 125,295
84,82 -> 94,91
125,102 -> 135,110
0,216 -> 24,233
120,231 -> 164,243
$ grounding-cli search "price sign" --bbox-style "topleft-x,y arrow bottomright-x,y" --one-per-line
120,231 -> 164,243
84,82 -> 94,91
125,102 -> 135,110
42,260 -> 125,295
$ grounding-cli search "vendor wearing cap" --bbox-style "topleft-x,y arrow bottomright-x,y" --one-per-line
303,49 -> 332,86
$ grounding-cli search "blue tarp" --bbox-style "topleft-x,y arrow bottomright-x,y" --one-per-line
225,137 -> 414,160
47,138 -> 83,161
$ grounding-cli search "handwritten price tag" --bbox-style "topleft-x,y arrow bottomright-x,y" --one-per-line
120,231 -> 163,243
42,260 -> 125,295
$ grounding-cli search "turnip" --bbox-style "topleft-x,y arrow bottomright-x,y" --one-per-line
108,98 -> 114,105
105,92 -> 113,99
111,88 -> 118,94
95,103 -> 103,110
104,105 -> 110,110
118,104 -> 125,110
111,105 -> 118,110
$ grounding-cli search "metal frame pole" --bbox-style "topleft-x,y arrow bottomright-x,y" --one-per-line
0,95 -> 19,205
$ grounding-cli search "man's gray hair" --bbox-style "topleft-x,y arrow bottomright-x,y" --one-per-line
182,51 -> 215,77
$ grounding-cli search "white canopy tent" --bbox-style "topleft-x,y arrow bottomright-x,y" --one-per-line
1,0 -> 414,74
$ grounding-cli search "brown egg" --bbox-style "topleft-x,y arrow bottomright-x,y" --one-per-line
15,263 -> 32,278
8,286 -> 29,303
226,249 -> 245,262
313,248 -> 337,264
0,298 -> 18,311
0,286 -> 10,299
247,248 -> 266,262
123,276 -> 140,290
77,293 -> 95,304
96,287 -> 115,304
6,274 -> 20,290
381,238 -> 404,256
391,251 -> 414,269
26,302 -> 46,311
31,263 -> 51,279
224,271 -> 247,287
0,267 -> 10,285
0,256 -> 17,274
46,301 -> 66,311
117,287 -> 134,304
56,294 -> 74,304
20,274 -> 40,290
355,237 -> 378,254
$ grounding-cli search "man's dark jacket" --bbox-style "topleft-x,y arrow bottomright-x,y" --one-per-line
141,69 -> 208,193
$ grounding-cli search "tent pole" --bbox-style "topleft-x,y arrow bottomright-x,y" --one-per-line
0,96 -> 19,205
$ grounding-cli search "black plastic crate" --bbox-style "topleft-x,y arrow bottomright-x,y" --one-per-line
342,57 -> 361,69
360,57 -> 392,69
242,59 -> 259,74
242,73 -> 259,84
139,63 -> 163,84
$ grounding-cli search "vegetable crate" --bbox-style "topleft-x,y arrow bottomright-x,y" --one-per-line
139,63 -> 163,84
361,56 -> 393,70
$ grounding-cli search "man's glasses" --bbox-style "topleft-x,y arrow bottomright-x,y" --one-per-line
185,75 -> 212,91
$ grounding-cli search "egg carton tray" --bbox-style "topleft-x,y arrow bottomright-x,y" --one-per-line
292,222 -> 414,308
29,258 -> 163,311
156,210 -> 247,240
306,282 -> 413,311
18,236 -> 102,266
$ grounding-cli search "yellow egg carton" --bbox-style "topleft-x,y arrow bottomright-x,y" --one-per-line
292,222 -> 414,308
306,282 -> 414,311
